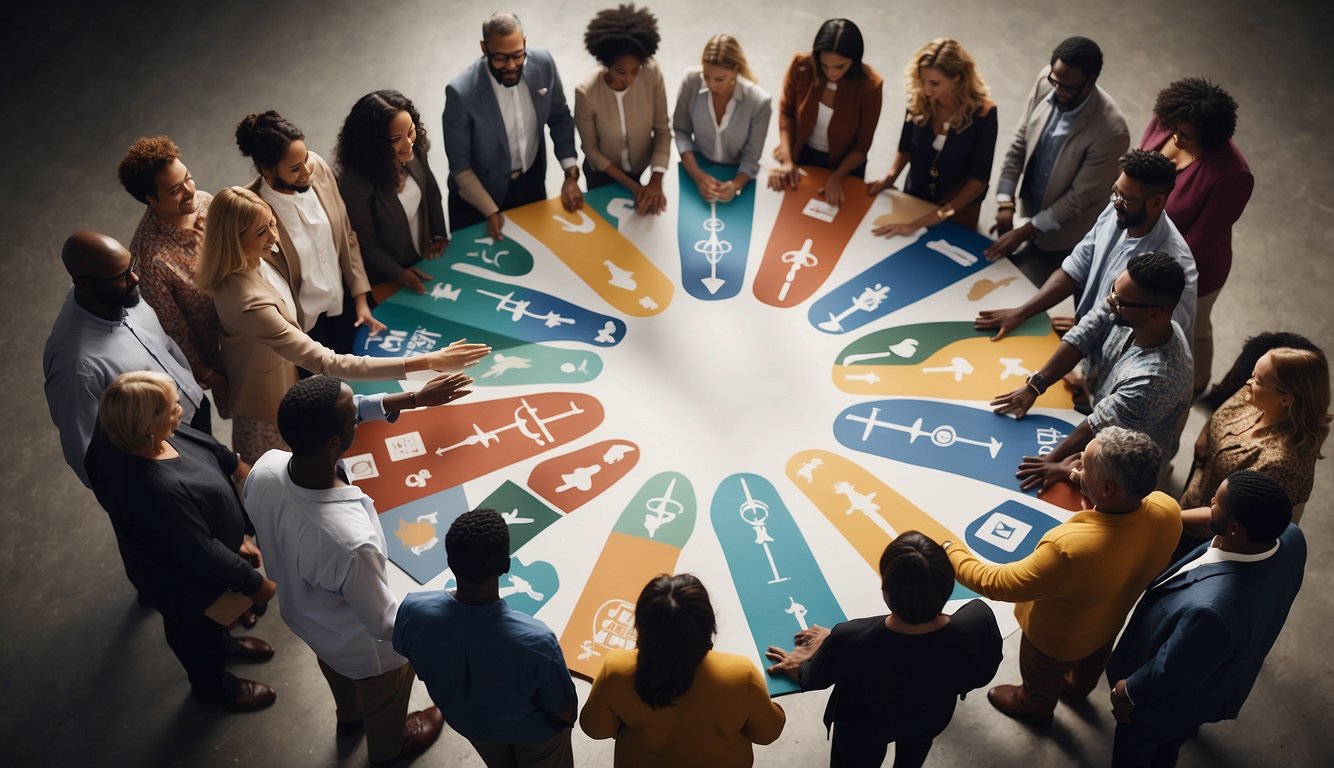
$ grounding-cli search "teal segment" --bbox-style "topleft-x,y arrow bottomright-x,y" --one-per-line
609,471 -> 696,547
836,316 -> 1051,367
583,182 -> 639,230
436,221 -> 534,276
476,480 -> 564,553
445,557 -> 560,618
677,159 -> 754,300
710,473 -> 848,696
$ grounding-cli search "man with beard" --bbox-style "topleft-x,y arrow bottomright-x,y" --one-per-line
44,231 -> 209,487
984,37 -> 1130,283
976,150 -> 1198,346
443,11 -> 582,240
990,251 -> 1192,491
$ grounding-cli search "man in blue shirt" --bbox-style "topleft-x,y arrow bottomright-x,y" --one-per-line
394,509 -> 577,768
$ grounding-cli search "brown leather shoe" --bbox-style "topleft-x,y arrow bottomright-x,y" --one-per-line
199,678 -> 277,712
374,707 -> 443,763
227,636 -> 275,661
988,684 -> 1053,730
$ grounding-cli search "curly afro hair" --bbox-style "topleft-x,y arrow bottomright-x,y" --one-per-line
1119,148 -> 1177,194
117,136 -> 180,204
1152,77 -> 1239,150
445,509 -> 511,584
277,375 -> 345,456
584,4 -> 660,67
1126,250 -> 1186,306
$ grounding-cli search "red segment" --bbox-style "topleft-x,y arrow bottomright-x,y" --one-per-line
528,439 -> 640,513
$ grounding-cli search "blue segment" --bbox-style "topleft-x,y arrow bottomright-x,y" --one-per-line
384,270 -> 627,347
964,500 -> 1063,563
808,222 -> 993,333
677,160 -> 753,300
583,182 -> 639,230
381,486 -> 470,585
833,399 -> 1080,495
445,557 -> 560,618
711,473 -> 847,696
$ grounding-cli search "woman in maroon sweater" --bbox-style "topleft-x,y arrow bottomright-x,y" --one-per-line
1141,78 -> 1254,394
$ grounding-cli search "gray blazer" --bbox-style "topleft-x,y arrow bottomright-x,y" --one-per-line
672,67 -> 771,180
442,47 -> 576,214
999,66 -> 1130,252
337,152 -> 446,285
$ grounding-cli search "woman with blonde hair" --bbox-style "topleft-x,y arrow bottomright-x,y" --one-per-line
85,371 -> 279,711
867,38 -> 997,234
672,35 -> 772,204
581,573 -> 786,767
1179,345 -> 1331,553
198,186 -> 489,462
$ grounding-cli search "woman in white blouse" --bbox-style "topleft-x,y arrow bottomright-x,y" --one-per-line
672,34 -> 772,203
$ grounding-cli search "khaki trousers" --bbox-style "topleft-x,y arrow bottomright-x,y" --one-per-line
1193,289 -> 1220,394
317,659 -> 416,763
469,728 -> 574,768
1016,634 -> 1115,717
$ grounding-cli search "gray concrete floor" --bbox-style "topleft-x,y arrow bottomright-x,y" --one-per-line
3,1 -> 1332,766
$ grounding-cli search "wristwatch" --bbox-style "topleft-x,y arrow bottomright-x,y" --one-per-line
1026,372 -> 1048,395
564,166 -> 580,181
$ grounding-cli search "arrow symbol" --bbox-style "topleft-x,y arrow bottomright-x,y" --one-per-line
694,201 -> 731,295
921,357 -> 974,381
844,371 -> 881,384
844,408 -> 1004,459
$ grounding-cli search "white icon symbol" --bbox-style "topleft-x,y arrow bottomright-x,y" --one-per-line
481,353 -> 532,379
553,209 -> 595,234
738,477 -> 788,584
559,359 -> 591,374
845,408 -> 1003,459
796,458 -> 823,483
999,358 -> 1032,380
605,261 -> 637,291
607,197 -> 636,225
834,481 -> 895,536
602,444 -> 636,463
818,284 -> 891,331
594,321 -> 618,344
842,338 -> 921,365
466,237 -> 508,268
925,238 -> 978,266
578,640 -> 602,661
376,330 -> 408,353
344,453 -> 380,481
434,399 -> 585,456
643,476 -> 683,538
476,288 -> 575,328
779,238 -> 819,301
405,469 -> 432,488
974,512 -> 1032,553
501,509 -> 535,526
385,431 -> 427,462
638,296 -> 658,310
430,282 -> 462,301
922,357 -> 974,381
399,511 -> 439,555
499,574 -> 545,601
1035,426 -> 1068,456
801,197 -> 839,223
844,371 -> 881,384
694,201 -> 732,295
586,599 -> 637,658
555,464 -> 602,493
785,596 -> 809,630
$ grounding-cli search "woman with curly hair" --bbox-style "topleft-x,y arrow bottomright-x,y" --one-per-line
335,90 -> 447,293
575,4 -> 671,215
768,19 -> 883,208
867,38 -> 997,234
1141,78 -> 1254,393
581,573 -> 786,767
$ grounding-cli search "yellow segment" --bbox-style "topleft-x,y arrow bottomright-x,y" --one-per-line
507,199 -> 674,317
832,335 -> 1075,408
785,450 -> 957,574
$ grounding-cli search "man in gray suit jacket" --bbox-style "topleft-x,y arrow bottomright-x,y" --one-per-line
1106,470 -> 1307,768
985,37 -> 1130,284
443,12 -> 582,240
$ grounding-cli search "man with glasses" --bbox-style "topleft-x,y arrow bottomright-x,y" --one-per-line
44,231 -> 209,487
991,251 -> 1193,492
985,37 -> 1130,284
976,149 -> 1198,350
443,11 -> 582,240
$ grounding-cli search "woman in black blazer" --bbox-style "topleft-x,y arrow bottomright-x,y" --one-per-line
335,90 -> 447,293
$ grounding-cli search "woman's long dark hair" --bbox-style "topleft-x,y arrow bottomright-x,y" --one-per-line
334,90 -> 430,190
633,573 -> 716,708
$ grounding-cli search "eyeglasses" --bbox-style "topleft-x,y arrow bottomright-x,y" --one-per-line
1107,289 -> 1160,311
485,47 -> 527,66
1046,72 -> 1088,95
76,256 -> 138,283
1109,186 -> 1147,206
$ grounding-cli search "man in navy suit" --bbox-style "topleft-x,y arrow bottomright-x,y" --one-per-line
1106,470 -> 1307,767
443,11 -> 583,240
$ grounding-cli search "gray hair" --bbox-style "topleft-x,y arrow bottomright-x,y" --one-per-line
483,12 -> 522,39
1089,426 -> 1163,500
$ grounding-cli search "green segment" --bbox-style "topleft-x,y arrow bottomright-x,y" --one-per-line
476,481 -> 564,553
436,221 -> 534,276
837,315 -> 1051,367
610,471 -> 696,548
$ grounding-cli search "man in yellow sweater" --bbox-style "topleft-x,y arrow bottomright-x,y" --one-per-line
942,426 -> 1181,730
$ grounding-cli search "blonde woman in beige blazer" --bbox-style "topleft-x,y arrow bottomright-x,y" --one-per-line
198,186 -> 489,463
574,5 -> 671,215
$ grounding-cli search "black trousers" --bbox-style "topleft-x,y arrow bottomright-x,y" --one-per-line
159,602 -> 238,700
448,163 -> 547,233
830,722 -> 933,768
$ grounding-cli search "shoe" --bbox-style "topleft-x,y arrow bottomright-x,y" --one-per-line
373,707 -> 443,764
227,636 -> 275,661
198,678 -> 277,712
336,719 -> 364,737
988,684 -> 1053,730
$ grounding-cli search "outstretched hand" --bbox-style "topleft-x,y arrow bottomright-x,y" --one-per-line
424,339 -> 492,371
413,372 -> 475,408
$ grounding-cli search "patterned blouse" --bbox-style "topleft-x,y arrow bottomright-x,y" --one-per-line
128,191 -> 222,380
1181,388 -> 1318,508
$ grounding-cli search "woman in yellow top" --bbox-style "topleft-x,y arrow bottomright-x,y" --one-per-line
574,4 -> 671,215
580,573 -> 786,767
197,186 -> 488,462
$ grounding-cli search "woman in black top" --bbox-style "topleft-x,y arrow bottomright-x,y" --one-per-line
767,531 -> 1002,768
867,38 -> 997,234
85,371 -> 278,711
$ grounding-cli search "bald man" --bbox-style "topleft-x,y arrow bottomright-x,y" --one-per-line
44,231 -> 209,487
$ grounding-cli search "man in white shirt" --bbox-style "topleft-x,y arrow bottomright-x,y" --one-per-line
443,11 -> 583,240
